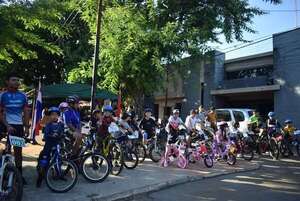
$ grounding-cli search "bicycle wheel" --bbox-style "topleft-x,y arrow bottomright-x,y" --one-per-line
45,159 -> 78,193
269,138 -> 279,160
149,144 -> 164,163
1,164 -> 23,201
136,143 -> 146,163
227,153 -> 236,166
297,143 -> 300,157
81,153 -> 110,183
203,155 -> 214,168
242,144 -> 254,161
109,144 -> 124,176
123,149 -> 139,169
177,155 -> 188,169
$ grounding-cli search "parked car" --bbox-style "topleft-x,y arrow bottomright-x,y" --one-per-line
216,108 -> 254,133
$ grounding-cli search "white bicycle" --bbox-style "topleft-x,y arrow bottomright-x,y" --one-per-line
0,135 -> 24,201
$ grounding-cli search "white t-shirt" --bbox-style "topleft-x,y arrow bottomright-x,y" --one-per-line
185,115 -> 199,131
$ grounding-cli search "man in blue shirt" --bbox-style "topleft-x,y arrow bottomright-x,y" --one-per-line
64,96 -> 83,155
0,73 -> 30,184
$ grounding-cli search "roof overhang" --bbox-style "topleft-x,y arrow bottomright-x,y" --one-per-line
211,85 -> 280,95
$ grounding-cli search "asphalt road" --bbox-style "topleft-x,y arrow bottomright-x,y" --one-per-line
131,157 -> 300,201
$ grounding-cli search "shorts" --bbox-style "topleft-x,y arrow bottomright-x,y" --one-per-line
9,124 -> 24,137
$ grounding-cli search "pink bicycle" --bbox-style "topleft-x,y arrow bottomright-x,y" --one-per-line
160,135 -> 188,169
188,140 -> 214,168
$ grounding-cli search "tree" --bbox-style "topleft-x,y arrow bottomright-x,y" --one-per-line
0,0 -> 93,86
68,0 -> 281,113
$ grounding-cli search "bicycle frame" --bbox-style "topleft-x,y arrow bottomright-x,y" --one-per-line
0,154 -> 15,195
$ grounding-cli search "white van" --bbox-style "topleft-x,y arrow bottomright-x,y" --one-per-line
216,108 -> 254,133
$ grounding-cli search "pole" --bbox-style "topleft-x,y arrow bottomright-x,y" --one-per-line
296,0 -> 299,27
91,0 -> 103,115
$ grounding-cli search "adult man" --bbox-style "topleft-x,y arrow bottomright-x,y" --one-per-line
64,96 -> 83,155
207,107 -> 217,131
0,73 -> 30,184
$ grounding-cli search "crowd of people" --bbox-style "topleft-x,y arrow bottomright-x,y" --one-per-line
0,73 -> 298,189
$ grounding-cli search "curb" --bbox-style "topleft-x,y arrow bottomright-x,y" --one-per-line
91,162 -> 261,201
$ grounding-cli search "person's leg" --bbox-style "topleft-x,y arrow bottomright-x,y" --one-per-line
73,134 -> 83,156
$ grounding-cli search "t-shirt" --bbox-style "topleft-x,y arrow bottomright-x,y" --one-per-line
99,116 -> 114,136
283,126 -> 296,136
207,111 -> 217,123
185,115 -> 199,131
250,115 -> 259,125
139,117 -> 156,134
64,108 -> 81,130
0,91 -> 28,125
44,121 -> 64,141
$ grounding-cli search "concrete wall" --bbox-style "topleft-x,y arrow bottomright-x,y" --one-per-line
273,28 -> 300,127
203,51 -> 225,109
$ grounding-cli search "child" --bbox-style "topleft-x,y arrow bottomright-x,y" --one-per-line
139,108 -> 156,143
36,107 -> 64,187
283,119 -> 296,156
96,105 -> 114,152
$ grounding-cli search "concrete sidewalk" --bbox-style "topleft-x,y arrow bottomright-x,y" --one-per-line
21,143 -> 259,201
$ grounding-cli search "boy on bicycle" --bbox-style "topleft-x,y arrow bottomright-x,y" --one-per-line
36,107 -> 64,187
283,119 -> 296,156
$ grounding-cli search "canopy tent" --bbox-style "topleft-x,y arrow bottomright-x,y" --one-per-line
41,83 -> 117,100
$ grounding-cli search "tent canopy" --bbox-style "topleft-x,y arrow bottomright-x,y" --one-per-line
42,83 -> 117,100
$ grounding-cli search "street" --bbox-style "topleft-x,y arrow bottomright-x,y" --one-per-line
131,157 -> 300,201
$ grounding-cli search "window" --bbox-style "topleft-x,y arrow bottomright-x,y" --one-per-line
216,110 -> 232,121
226,66 -> 273,80
233,111 -> 245,122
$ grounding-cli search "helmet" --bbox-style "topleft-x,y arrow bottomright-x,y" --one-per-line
173,109 -> 180,114
103,105 -> 113,112
59,102 -> 68,109
48,107 -> 60,115
284,119 -> 292,124
268,112 -> 275,118
92,109 -> 101,116
144,108 -> 152,113
66,95 -> 79,104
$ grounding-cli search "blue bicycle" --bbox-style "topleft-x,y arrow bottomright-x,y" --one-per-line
38,139 -> 78,193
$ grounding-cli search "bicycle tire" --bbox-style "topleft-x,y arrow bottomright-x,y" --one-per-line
109,144 -> 124,176
177,154 -> 188,169
242,144 -> 254,161
204,155 -> 214,168
1,164 -> 23,201
269,138 -> 279,160
123,149 -> 139,169
81,153 -> 110,183
227,153 -> 237,166
149,144 -> 164,163
136,143 -> 146,163
45,159 -> 78,193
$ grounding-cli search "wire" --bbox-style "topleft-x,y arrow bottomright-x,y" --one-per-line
262,9 -> 300,12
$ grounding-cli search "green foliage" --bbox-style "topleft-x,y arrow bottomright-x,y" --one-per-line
0,0 -> 67,63
70,0 -> 281,104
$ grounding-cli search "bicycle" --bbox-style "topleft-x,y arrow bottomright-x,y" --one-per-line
63,129 -> 110,183
37,136 -> 78,193
0,134 -> 24,201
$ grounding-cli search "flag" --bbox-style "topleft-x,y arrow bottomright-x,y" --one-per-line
31,81 -> 42,139
116,88 -> 122,117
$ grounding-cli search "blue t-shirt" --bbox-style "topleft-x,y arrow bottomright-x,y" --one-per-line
44,121 -> 64,141
64,108 -> 81,130
0,91 -> 28,125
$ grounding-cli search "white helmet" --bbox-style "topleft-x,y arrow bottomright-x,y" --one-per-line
173,109 -> 180,114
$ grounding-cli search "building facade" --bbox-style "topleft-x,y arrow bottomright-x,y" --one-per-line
153,28 -> 300,127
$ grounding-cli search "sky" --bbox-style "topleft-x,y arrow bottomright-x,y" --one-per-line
214,0 -> 300,60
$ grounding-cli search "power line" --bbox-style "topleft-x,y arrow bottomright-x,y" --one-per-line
218,34 -> 272,51
262,9 -> 300,12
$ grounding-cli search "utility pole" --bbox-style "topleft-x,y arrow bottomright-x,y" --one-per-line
91,0 -> 103,115
296,0 -> 299,27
